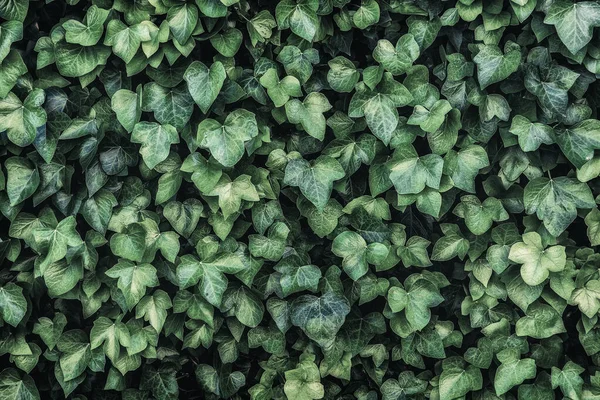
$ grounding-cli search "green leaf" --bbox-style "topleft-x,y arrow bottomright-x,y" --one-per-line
135,290 -> 172,333
515,302 -> 566,339
104,20 -> 151,63
167,3 -> 198,44
0,90 -> 46,147
439,358 -> 483,399
90,317 -> 130,362
131,122 -> 180,169
353,0 -> 380,29
57,330 -> 91,381
509,115 -> 554,152
524,177 -> 595,236
111,88 -> 142,133
388,277 -> 444,331
285,92 -> 332,140
54,43 -> 110,78
210,28 -> 243,57
0,21 -> 23,62
275,0 -> 319,42
327,56 -> 360,93
387,146 -> 443,195
284,354 -> 324,400
206,174 -> 259,219
32,215 -> 83,272
373,34 -> 420,76
551,361 -> 584,400
109,223 -> 147,263
290,292 -> 350,347
544,0 -> 600,54
197,109 -> 258,167
163,198 -> 203,238
494,356 -> 536,395
443,145 -> 489,193
509,232 -> 566,286
184,61 -> 226,114
275,255 -> 322,296
0,283 -> 26,327
142,83 -> 193,130
106,260 -> 159,310
5,157 -> 39,206
284,154 -> 345,211
555,119 -> 600,168
0,369 -> 40,400
0,0 -> 28,22
62,5 -> 109,46
176,253 -> 246,307
453,195 -> 509,235
473,44 -> 521,89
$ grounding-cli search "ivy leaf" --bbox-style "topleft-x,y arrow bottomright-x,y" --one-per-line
544,0 -> 600,54
57,330 -> 91,381
373,34 -> 420,76
515,302 -> 566,339
0,21 -> 23,62
0,283 -> 26,327
327,56 -> 360,93
104,20 -> 151,63
167,3 -> 198,44
284,354 -> 324,400
32,313 -> 67,350
524,177 -> 595,236
290,292 -> 350,347
32,215 -> 83,272
163,198 -> 204,238
176,253 -> 247,307
0,0 -> 28,22
274,255 -> 322,296
332,231 -> 389,280
131,122 -> 180,170
260,68 -> 302,107
494,353 -> 537,396
284,154 -> 345,211
275,0 -> 319,42
453,195 -> 509,235
90,317 -> 131,362
5,157 -> 39,206
247,10 -> 277,46
0,369 -> 40,400
387,277 -> 444,331
205,174 -> 260,219
285,92 -> 332,140
135,290 -> 172,333
509,232 -> 566,286
197,109 -> 258,168
387,146 -> 443,195
508,115 -> 555,152
439,358 -> 483,399
473,44 -> 521,89
109,223 -> 146,263
142,83 -> 193,130
555,119 -> 600,168
184,61 -> 226,114
443,145 -> 489,193
551,361 -> 585,399
111,88 -> 142,133
106,260 -> 159,310
62,5 -> 109,46
348,75 -> 413,145
0,89 -> 46,147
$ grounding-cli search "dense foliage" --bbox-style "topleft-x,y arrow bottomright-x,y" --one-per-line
2,0 -> 600,398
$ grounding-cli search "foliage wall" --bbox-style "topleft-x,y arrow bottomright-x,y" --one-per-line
1,0 -> 600,399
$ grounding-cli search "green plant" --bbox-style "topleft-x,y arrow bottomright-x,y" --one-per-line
1,0 -> 600,399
